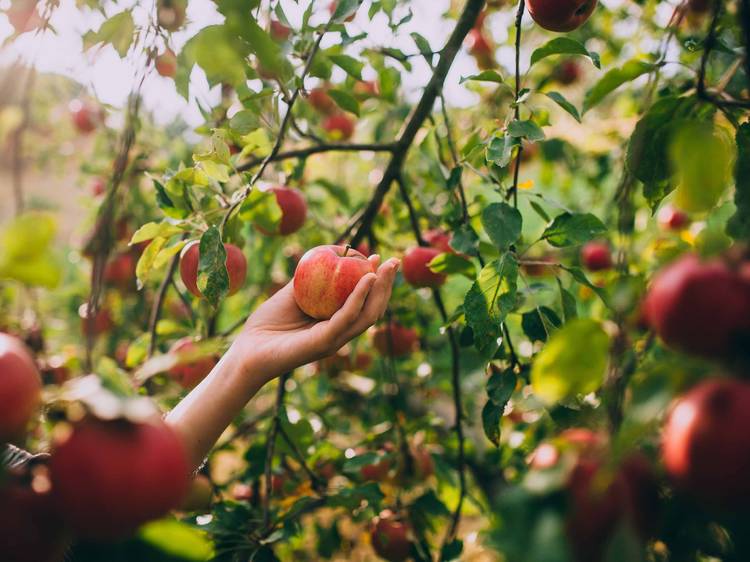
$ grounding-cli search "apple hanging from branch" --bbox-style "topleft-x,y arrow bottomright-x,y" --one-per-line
527,0 -> 597,32
179,241 -> 248,299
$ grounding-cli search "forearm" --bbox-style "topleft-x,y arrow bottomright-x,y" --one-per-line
165,342 -> 269,471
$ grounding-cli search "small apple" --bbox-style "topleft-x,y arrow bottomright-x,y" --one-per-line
372,323 -> 418,357
642,253 -> 750,357
155,48 -> 177,78
231,483 -> 254,502
259,186 -> 307,236
179,241 -> 248,299
466,29 -> 496,70
662,378 -> 750,510
353,80 -> 380,99
318,346 -> 373,374
293,245 -> 375,320
323,113 -> 355,140
657,205 -> 690,231
370,511 -> 412,562
167,337 -> 218,389
553,59 -> 581,85
361,452 -> 392,482
527,0 -> 597,32
157,0 -> 186,31
402,246 -> 446,288
49,417 -> 190,539
270,19 -> 291,42
90,177 -> 106,197
307,87 -> 336,114
580,241 -> 613,272
103,251 -> 137,289
0,333 -> 41,443
69,99 -> 101,134
423,228 -> 453,254
6,0 -> 42,33
79,304 -> 113,337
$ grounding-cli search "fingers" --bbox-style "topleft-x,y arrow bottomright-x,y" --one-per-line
368,254 -> 381,269
342,258 -> 400,340
324,272 -> 378,338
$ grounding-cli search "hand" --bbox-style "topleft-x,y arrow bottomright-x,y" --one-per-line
234,255 -> 399,382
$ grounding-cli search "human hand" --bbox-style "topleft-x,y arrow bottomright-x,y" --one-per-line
233,255 -> 399,382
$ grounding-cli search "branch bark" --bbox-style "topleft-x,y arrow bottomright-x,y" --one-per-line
236,142 -> 396,172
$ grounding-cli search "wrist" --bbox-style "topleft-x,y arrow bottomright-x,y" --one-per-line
226,335 -> 279,390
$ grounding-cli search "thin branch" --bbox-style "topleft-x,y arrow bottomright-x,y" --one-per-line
236,142 -> 396,172
263,371 -> 291,530
396,175 -> 426,246
277,423 -> 326,492
147,246 -> 183,357
506,0 -> 526,208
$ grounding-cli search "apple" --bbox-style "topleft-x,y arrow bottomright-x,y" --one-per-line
90,177 -> 106,197
370,511 -> 412,562
372,323 -> 418,357
157,0 -> 186,31
318,346 -> 373,374
69,99 -> 101,134
167,337 -> 218,389
259,186 -> 307,235
293,245 -> 375,320
155,48 -> 177,78
353,80 -> 380,99
6,0 -> 42,33
530,428 -> 605,470
79,304 -> 113,337
423,228 -> 453,254
580,241 -> 613,272
103,251 -> 137,289
0,333 -> 41,443
410,445 -> 434,479
553,59 -> 581,85
323,113 -> 355,140
466,29 -> 496,70
657,205 -> 690,231
270,19 -> 291,42
643,254 -> 750,357
179,241 -> 248,299
307,87 -> 335,114
180,474 -> 213,511
662,378 -> 750,510
361,452 -> 392,482
49,417 -> 190,539
527,0 -> 597,32
402,246 -> 446,288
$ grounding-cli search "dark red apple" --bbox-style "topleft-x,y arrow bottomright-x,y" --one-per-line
79,304 -> 113,337
361,452 -> 392,482
69,99 -> 101,134
370,511 -> 412,562
643,254 -> 750,357
466,29 -> 496,70
527,0 -> 597,32
580,241 -> 613,272
155,48 -> 177,78
0,333 -> 41,443
269,19 -> 291,41
372,323 -> 418,357
323,113 -> 355,140
402,246 -> 446,288
307,87 -> 336,114
553,59 -> 581,85
50,417 -> 189,539
261,186 -> 307,235
657,205 -> 690,231
293,245 -> 375,319
179,241 -> 248,299
167,337 -> 218,389
662,378 -> 750,510
103,251 -> 137,289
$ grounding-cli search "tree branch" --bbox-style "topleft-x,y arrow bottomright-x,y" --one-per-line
506,0 -> 526,208
236,142 -> 396,172
147,245 -> 183,357
263,371 -> 291,530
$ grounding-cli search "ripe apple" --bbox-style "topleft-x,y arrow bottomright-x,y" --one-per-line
402,246 -> 446,288
553,59 -> 581,85
103,251 -> 137,289
0,333 -> 41,443
353,80 -> 380,99
361,452 -> 392,482
260,186 -> 307,235
180,474 -> 213,511
270,19 -> 291,41
49,417 -> 190,539
6,0 -> 42,33
307,87 -> 335,114
179,240 -> 248,299
157,0 -> 186,31
370,511 -> 412,562
231,483 -> 254,502
90,177 -> 106,197
643,254 -> 750,357
167,337 -> 218,389
69,99 -> 101,134
527,0 -> 597,32
466,29 -> 496,70
155,48 -> 177,78
423,228 -> 453,254
580,241 -> 613,272
323,113 -> 355,140
318,346 -> 373,374
662,378 -> 750,510
293,245 -> 375,320
657,205 -> 690,231
372,323 -> 418,357
79,304 -> 113,337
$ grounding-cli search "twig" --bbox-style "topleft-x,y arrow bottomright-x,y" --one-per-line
236,142 -> 397,172
147,246 -> 183,357
395,175 -> 426,246
506,0 -> 526,208
277,423 -> 326,492
263,371 -> 291,529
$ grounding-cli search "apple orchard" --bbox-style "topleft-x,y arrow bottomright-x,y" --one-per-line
2,0 -> 750,560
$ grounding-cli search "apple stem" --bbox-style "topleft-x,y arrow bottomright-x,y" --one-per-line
343,244 -> 351,257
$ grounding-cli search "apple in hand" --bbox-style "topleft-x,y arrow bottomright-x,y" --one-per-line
155,48 -> 177,78
370,510 -> 412,562
0,333 -> 41,443
580,241 -> 612,272
642,253 -> 750,357
179,241 -> 248,299
527,0 -> 597,32
258,186 -> 307,235
372,322 -> 418,357
662,378 -> 750,510
402,246 -> 446,288
293,245 -> 375,320
167,337 -> 218,389
49,417 -> 190,539
323,113 -> 355,140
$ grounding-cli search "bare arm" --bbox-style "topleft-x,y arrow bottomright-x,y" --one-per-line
165,256 -> 399,471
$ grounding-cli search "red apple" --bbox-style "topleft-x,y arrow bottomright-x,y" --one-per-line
323,113 -> 355,140
260,186 -> 307,235
293,245 -> 375,319
90,177 -> 106,197
307,87 -> 336,114
155,48 -> 177,78
231,483 -> 254,502
179,241 -> 248,299
370,511 -> 412,562
79,304 -> 113,337
6,0 -> 42,33
361,452 -> 392,482
103,251 -> 137,289
657,205 -> 690,231
69,99 -> 101,134
50,417 -> 189,539
353,80 -> 380,99
580,241 -> 613,272
527,0 -> 597,32
0,333 -> 41,443
643,254 -> 750,357
553,59 -> 581,85
410,445 -> 434,479
318,347 -> 373,374
372,323 -> 418,357
167,337 -> 218,389
662,378 -> 750,510
423,228 -> 453,254
466,29 -> 496,70
270,19 -> 291,41
402,246 -> 446,288
157,0 -> 186,31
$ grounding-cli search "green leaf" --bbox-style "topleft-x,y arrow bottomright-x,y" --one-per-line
521,307 -> 561,342
482,400 -> 504,447
542,212 -> 607,247
130,221 -> 184,245
229,110 -> 260,135
727,123 -> 750,241
562,265 -> 609,306
428,252 -> 476,279
139,519 -> 214,560
531,319 -> 609,404
83,10 -> 134,58
182,25 -> 250,87
487,367 -> 517,406
238,188 -> 282,233
464,254 -> 519,357
530,37 -> 600,68
486,133 -> 515,168
583,60 -> 655,114
0,212 -> 61,288
545,91 -> 581,123
330,0 -> 360,21
329,54 -> 364,80
558,279 -> 578,322
459,70 -> 505,84
508,119 -> 545,142
410,32 -> 433,58
450,224 -> 480,256
482,202 -> 522,251
328,89 -> 360,116
135,236 -> 168,288
197,227 -> 229,307
441,539 -> 464,562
